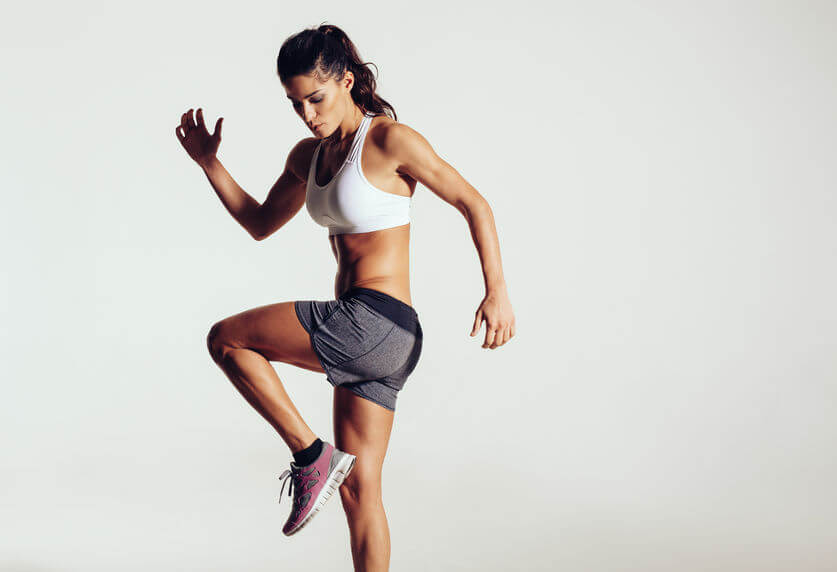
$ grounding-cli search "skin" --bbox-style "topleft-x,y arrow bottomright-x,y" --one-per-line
176,68 -> 515,571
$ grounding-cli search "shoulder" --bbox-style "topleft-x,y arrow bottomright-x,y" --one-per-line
367,114 -> 426,147
367,115 -> 437,166
285,137 -> 320,182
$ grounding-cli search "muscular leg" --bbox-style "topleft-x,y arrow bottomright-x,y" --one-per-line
333,386 -> 396,572
206,300 -> 325,454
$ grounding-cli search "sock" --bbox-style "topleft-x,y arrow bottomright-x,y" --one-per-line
293,437 -> 323,467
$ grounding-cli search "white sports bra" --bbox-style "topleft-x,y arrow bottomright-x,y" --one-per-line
305,112 -> 412,235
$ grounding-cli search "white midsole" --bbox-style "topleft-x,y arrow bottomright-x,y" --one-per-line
291,453 -> 356,532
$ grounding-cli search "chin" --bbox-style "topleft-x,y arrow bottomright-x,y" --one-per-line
310,122 -> 329,138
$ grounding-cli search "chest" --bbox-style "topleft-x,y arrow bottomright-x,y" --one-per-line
311,129 -> 414,199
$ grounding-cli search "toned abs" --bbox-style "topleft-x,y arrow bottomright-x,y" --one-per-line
309,114 -> 416,308
330,223 -> 413,306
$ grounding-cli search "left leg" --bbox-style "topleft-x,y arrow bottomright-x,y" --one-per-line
206,300 -> 324,454
333,386 -> 396,572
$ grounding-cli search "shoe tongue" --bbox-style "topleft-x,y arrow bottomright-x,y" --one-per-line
291,443 -> 328,471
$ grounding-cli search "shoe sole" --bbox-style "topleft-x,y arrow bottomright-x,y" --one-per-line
284,451 -> 357,536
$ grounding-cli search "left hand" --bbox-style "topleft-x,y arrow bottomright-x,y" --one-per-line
470,290 -> 516,349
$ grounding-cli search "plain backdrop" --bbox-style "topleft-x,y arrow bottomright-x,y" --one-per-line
1,1 -> 835,570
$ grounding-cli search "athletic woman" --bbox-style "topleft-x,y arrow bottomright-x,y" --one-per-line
175,23 -> 515,571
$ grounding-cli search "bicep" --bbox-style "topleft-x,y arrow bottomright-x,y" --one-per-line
390,123 -> 486,213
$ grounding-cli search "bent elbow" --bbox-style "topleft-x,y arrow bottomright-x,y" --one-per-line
460,197 -> 490,218
246,209 -> 267,241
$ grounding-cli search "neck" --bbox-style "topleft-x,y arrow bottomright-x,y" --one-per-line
324,107 -> 364,147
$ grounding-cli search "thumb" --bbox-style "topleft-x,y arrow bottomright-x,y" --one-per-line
470,309 -> 482,336
213,117 -> 223,139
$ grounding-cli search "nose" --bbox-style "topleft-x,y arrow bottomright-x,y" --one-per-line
301,102 -> 317,124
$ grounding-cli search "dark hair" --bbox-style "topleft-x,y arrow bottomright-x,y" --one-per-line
277,23 -> 397,121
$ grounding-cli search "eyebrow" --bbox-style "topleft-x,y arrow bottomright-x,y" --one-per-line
286,89 -> 322,101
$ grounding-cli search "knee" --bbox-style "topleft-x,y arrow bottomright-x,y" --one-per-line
339,469 -> 383,510
206,321 -> 229,364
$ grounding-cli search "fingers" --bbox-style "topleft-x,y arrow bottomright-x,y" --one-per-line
482,326 -> 497,349
483,322 -> 514,349
177,108 -> 220,144
471,306 -> 517,349
185,108 -> 196,130
180,110 -> 191,138
177,109 -> 193,147
492,326 -> 508,349
501,324 -> 512,346
179,108 -> 197,134
470,308 -> 482,337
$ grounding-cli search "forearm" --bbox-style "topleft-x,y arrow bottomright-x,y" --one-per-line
200,157 -> 261,239
461,199 -> 507,295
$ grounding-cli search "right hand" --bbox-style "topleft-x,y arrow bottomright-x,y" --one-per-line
176,108 -> 223,168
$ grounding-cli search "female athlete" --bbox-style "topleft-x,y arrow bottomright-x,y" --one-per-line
175,23 -> 515,571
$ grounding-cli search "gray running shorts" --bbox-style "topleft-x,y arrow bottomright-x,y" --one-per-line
294,287 -> 423,411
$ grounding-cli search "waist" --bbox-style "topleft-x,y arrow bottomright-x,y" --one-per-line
339,286 -> 420,334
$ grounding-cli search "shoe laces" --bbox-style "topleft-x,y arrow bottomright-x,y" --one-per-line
277,467 -> 300,505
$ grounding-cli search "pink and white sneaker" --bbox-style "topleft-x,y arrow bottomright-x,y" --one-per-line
277,441 -> 357,536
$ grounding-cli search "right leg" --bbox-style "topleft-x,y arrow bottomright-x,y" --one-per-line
333,386 -> 396,571
206,300 -> 324,454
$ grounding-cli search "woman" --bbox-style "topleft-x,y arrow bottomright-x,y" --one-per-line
176,23 -> 515,569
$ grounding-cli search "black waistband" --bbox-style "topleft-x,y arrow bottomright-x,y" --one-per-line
339,287 -> 421,336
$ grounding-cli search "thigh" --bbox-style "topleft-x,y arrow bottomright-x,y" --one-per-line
333,386 -> 395,500
209,301 -> 325,373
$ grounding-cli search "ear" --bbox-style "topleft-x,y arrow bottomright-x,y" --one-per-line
342,70 -> 355,92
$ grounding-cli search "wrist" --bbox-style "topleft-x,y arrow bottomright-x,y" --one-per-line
199,156 -> 221,172
486,281 -> 507,295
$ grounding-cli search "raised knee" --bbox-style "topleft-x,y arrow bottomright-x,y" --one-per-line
206,321 -> 228,364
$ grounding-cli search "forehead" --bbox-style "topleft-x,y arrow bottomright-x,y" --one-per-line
284,73 -> 329,99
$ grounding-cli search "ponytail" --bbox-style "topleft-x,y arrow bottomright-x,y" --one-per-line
277,23 -> 397,121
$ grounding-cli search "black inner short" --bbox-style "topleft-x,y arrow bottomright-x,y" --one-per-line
339,287 -> 421,336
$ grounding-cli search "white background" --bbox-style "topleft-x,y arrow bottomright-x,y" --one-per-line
2,1 -> 835,570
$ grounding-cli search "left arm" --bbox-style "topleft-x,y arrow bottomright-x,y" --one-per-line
384,122 -> 516,349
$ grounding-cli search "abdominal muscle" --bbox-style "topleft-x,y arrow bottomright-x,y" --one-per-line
313,114 -> 416,308
329,223 -> 413,308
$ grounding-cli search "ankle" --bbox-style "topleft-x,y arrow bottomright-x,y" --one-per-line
292,437 -> 324,466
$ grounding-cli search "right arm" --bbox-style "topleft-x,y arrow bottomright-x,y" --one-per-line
176,108 -> 312,241
250,137 -> 314,241
199,158 -> 263,240
200,138 -> 310,241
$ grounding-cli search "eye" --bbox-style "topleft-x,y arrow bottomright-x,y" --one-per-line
291,96 -> 322,108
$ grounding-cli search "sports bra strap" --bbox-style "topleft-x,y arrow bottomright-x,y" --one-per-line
346,113 -> 373,164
